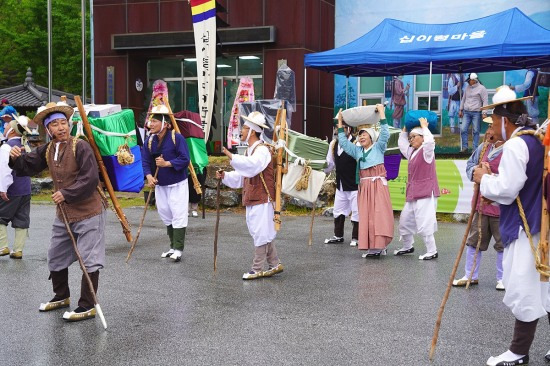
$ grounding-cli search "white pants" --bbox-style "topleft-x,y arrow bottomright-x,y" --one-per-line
333,188 -> 359,222
503,229 -> 550,322
155,180 -> 189,229
399,195 -> 438,237
246,202 -> 277,247
398,195 -> 438,253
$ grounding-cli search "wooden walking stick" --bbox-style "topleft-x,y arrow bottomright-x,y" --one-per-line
213,178 -> 221,271
58,204 -> 107,330
126,166 -> 160,263
429,183 -> 482,361
74,96 -> 133,242
273,103 -> 287,231
308,202 -> 316,246
163,101 -> 203,196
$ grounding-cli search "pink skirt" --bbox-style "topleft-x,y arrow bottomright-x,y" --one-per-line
358,164 -> 394,250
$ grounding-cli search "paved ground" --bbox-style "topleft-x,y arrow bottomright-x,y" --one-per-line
1,204 -> 549,366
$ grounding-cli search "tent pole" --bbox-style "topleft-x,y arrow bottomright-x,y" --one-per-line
345,76 -> 349,109
304,67 -> 307,135
428,61 -> 432,112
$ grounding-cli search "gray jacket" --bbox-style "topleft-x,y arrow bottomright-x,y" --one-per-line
460,82 -> 488,112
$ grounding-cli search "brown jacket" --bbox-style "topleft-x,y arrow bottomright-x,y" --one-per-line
11,136 -> 104,223
242,144 -> 275,207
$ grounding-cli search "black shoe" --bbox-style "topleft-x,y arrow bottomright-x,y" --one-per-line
419,252 -> 438,260
324,236 -> 344,244
487,354 -> 529,365
393,247 -> 415,256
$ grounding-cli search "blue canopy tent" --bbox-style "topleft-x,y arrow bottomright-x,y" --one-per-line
304,8 -> 550,77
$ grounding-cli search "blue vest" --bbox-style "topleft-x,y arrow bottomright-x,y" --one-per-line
5,138 -> 31,196
499,130 -> 543,246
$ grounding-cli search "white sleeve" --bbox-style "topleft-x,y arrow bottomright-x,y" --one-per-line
421,128 -> 435,164
398,131 -> 412,159
480,138 -> 528,205
230,146 -> 271,178
324,140 -> 335,174
222,171 -> 243,189
0,145 -> 13,192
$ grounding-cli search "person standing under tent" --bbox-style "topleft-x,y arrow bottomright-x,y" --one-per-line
324,122 -> 359,246
453,122 -> 505,290
459,72 -> 488,152
337,104 -> 394,258
473,85 -> 550,366
217,111 -> 283,280
394,118 -> 439,260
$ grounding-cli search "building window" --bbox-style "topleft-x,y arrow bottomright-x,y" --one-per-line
415,94 -> 440,113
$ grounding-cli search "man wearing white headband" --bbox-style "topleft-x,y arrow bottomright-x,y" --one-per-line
9,101 -> 107,322
395,117 -> 439,260
473,85 -> 548,366
0,115 -> 32,259
216,111 -> 283,280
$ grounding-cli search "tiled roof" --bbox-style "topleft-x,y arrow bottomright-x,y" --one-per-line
0,68 -> 81,108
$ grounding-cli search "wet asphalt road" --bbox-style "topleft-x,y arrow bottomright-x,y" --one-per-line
1,204 -> 549,366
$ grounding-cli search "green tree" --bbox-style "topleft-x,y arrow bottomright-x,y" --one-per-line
0,0 -> 90,95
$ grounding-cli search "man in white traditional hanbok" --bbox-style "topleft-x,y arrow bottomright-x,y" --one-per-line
473,85 -> 550,366
217,111 -> 283,280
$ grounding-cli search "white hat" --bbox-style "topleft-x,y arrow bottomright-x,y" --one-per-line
410,127 -> 424,136
34,101 -> 74,126
468,72 -> 478,81
148,105 -> 171,115
481,85 -> 531,110
339,106 -> 380,127
9,114 -> 32,135
358,126 -> 379,142
241,111 -> 269,132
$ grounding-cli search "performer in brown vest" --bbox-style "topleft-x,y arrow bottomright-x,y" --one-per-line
9,102 -> 106,322
216,111 -> 283,280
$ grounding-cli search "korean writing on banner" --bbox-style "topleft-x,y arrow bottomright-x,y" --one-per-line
399,30 -> 486,44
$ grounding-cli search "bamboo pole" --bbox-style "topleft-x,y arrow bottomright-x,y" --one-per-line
213,179 -> 221,271
74,96 -> 132,242
125,166 -> 160,263
308,202 -> 316,246
274,103 -> 286,231
163,101 -> 202,195
429,184 -> 481,361
59,204 -> 107,330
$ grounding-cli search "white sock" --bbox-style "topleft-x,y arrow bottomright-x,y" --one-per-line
496,350 -> 525,361
172,250 -> 182,257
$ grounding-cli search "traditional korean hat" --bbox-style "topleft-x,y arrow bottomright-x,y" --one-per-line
8,114 -> 32,135
338,106 -> 380,131
481,85 -> 531,111
34,101 -> 74,127
241,111 -> 269,132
